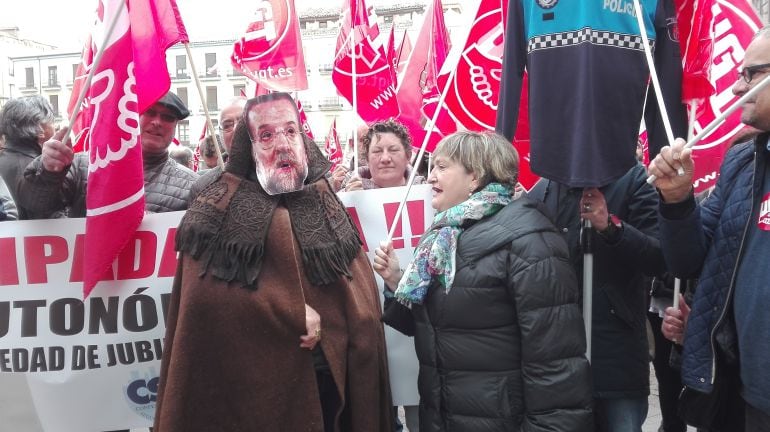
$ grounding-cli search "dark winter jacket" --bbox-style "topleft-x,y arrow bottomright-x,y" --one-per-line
0,175 -> 17,221
383,197 -> 593,432
529,163 -> 665,398
18,151 -> 198,217
658,135 -> 767,394
0,136 -> 44,219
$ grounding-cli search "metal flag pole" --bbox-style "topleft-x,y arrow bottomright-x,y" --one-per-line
633,0 -> 676,147
386,64 -> 459,243
185,43 -> 225,169
63,0 -> 127,148
350,29 -> 360,174
581,218 -> 593,363
646,73 -> 770,184
673,102 -> 700,309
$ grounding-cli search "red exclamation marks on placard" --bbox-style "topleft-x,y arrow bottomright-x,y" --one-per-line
346,207 -> 369,252
406,200 -> 425,246
383,201 -> 425,249
0,238 -> 19,285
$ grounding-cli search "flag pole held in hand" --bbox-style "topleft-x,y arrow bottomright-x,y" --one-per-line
386,62 -> 459,242
646,73 -> 770,184
64,0 -> 128,149
633,0 -> 676,150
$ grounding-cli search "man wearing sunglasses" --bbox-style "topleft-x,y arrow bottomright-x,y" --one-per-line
18,91 -> 199,216
648,27 -> 770,431
191,97 -> 246,194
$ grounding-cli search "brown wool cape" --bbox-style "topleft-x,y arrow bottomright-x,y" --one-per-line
153,122 -> 393,432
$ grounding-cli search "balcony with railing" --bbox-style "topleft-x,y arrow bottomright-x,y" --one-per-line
42,80 -> 60,90
318,97 -> 342,111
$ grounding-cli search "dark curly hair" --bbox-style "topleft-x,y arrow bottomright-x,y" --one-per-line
363,119 -> 412,158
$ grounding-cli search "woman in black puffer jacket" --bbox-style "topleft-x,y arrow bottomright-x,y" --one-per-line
374,131 -> 593,432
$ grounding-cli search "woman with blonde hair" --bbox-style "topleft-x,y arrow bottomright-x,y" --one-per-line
374,131 -> 593,431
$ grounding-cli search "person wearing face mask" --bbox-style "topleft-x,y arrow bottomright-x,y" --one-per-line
373,131 -> 593,432
0,95 -> 56,219
17,91 -> 198,217
154,93 -> 392,432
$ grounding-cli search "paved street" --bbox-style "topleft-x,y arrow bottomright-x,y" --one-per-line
1,364 -> 695,431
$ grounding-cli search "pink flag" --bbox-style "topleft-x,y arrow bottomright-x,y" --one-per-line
68,41 -> 94,154
432,0 -> 505,135
386,26 -> 398,87
392,0 -> 450,154
332,0 -> 399,123
324,118 -> 343,170
675,0 -> 716,102
232,0 -> 308,92
397,0 -> 451,136
395,30 -> 412,77
79,0 -> 188,297
688,0 -> 762,192
297,99 -> 315,140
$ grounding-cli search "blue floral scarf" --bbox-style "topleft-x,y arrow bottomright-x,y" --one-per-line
395,182 -> 513,306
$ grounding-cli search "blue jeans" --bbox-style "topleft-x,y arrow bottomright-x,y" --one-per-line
594,397 -> 648,432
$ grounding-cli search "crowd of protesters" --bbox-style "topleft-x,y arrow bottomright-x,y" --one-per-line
1,26 -> 770,432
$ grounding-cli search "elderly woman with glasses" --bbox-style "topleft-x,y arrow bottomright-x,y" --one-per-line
373,131 -> 593,432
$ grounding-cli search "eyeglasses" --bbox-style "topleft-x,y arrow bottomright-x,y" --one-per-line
251,126 -> 299,148
218,120 -> 236,132
143,108 -> 177,123
738,63 -> 770,84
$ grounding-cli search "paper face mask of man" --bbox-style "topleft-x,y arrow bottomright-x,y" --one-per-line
246,94 -> 308,195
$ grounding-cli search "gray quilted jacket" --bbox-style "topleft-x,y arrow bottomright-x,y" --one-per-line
19,151 -> 198,218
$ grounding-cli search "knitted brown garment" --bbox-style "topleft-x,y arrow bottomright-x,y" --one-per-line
175,122 -> 362,287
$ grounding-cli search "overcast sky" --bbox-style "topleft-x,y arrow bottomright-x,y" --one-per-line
0,0 -> 348,51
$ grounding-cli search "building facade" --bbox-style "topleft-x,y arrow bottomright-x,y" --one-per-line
4,1 -> 469,150
0,27 -> 56,111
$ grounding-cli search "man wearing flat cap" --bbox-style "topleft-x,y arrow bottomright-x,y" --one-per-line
18,91 -> 199,216
153,92 -> 393,432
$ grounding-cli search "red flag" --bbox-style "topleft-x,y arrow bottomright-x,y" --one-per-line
386,26 -> 398,87
395,30 -> 412,77
398,0 -> 451,135
675,0 -> 716,102
324,118 -> 343,170
231,0 -> 308,92
392,0 -> 450,154
192,144 -> 201,171
297,99 -> 315,140
79,0 -> 187,297
332,0 -> 399,123
431,0 -> 505,135
254,81 -> 271,97
68,41 -> 94,154
688,0 -> 762,192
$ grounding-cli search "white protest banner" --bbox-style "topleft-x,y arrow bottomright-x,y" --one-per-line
0,185 -> 434,428
0,211 -> 182,432
337,184 -> 434,405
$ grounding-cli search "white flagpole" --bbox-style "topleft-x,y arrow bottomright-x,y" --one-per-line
63,0 -> 127,148
633,0 -> 675,148
386,65 -> 459,242
673,101 -> 699,310
185,43 -> 225,169
646,74 -> 770,184
349,29 -> 360,174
